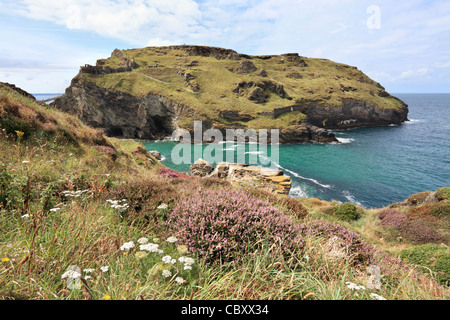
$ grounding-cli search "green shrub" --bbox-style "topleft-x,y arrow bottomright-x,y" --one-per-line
333,202 -> 360,221
0,116 -> 33,139
399,244 -> 450,286
435,187 -> 450,202
428,202 -> 450,220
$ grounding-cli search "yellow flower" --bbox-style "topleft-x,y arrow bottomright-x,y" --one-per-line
123,251 -> 128,255
102,295 -> 111,300
1,257 -> 10,262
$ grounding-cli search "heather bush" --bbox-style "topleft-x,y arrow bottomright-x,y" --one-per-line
377,208 -> 399,220
401,219 -> 444,244
379,210 -> 444,244
298,220 -> 376,266
399,244 -> 450,286
165,188 -> 305,265
379,211 -> 410,229
156,167 -> 191,180
94,145 -> 117,160
104,178 -> 177,224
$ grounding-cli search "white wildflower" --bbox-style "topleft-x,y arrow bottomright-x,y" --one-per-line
22,161 -> 30,164
162,255 -> 176,264
61,270 -> 81,279
83,268 -> 95,274
162,270 -> 172,278
85,276 -> 92,280
184,257 -> 195,266
304,254 -> 310,261
370,293 -> 387,300
345,282 -> 366,291
139,243 -> 160,253
175,277 -> 185,284
21,214 -> 30,218
184,265 -> 192,271
49,208 -> 60,212
157,203 -> 168,210
166,236 -> 178,243
137,237 -> 149,244
120,241 -> 135,251
100,266 -> 109,273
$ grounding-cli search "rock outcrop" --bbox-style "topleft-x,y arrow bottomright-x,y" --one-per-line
189,160 -> 292,195
53,77 -> 194,140
303,98 -> 408,129
188,158 -> 215,177
279,124 -> 338,143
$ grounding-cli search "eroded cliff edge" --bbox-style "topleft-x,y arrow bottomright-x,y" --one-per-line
53,45 -> 408,143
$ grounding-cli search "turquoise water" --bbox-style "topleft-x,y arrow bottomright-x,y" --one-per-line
143,94 -> 450,208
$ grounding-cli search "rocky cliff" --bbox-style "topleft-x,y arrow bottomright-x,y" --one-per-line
53,45 -> 408,143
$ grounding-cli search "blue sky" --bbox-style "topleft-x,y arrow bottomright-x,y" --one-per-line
0,0 -> 449,93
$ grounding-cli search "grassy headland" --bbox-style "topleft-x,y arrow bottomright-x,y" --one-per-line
1,82 -> 448,300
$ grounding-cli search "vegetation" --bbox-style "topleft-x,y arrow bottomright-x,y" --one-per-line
79,46 -> 405,130
0,83 -> 449,300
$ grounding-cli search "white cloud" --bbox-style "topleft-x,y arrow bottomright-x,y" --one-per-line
14,0 -> 203,44
399,68 -> 432,80
2,0 -> 450,92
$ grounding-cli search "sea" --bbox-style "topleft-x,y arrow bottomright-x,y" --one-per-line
32,93 -> 61,103
34,93 -> 449,209
142,93 -> 450,209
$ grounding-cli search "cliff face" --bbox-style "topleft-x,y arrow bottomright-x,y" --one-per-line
55,77 -> 193,140
53,45 -> 408,142
304,98 -> 408,129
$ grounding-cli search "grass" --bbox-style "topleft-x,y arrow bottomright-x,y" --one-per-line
0,83 -> 449,300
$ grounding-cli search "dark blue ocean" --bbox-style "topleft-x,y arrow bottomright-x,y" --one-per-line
142,93 -> 450,208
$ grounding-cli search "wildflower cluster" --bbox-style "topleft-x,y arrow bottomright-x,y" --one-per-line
61,189 -> 91,198
165,188 -> 304,265
117,235 -> 197,285
103,178 -> 177,223
345,281 -> 387,300
106,199 -> 129,213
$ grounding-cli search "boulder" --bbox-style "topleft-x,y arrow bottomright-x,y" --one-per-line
193,161 -> 292,195
234,60 -> 257,73
188,158 -> 214,177
148,150 -> 162,160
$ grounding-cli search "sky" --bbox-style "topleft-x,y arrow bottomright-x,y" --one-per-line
0,0 -> 449,93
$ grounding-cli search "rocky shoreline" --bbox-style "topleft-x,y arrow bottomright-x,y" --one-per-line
188,159 -> 292,195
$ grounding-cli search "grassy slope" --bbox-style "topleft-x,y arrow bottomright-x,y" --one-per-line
81,46 -> 403,129
0,84 -> 448,300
